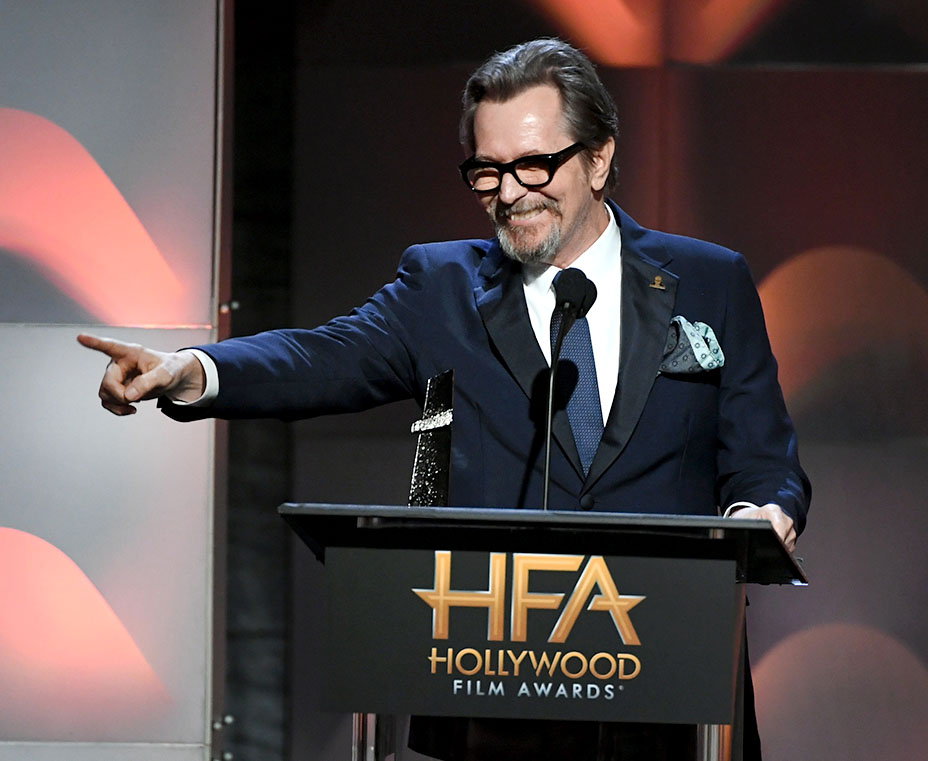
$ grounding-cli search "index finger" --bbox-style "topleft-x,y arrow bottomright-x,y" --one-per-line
77,333 -> 135,360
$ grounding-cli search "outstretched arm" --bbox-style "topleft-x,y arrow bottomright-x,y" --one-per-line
77,333 -> 206,415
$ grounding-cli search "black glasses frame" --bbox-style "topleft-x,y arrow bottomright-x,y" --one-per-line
458,142 -> 587,192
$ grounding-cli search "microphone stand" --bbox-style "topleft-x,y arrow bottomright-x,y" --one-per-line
542,306 -> 577,512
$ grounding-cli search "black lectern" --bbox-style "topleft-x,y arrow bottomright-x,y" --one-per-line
280,503 -> 806,761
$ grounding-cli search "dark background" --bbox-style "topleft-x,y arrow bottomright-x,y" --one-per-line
227,2 -> 928,760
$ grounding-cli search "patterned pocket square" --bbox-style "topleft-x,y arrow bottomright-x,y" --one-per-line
660,316 -> 725,373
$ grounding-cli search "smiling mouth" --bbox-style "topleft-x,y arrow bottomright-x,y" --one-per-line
497,201 -> 555,225
504,207 -> 546,223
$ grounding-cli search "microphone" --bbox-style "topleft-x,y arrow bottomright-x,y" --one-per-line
543,269 -> 597,511
554,267 -> 597,316
551,268 -> 597,362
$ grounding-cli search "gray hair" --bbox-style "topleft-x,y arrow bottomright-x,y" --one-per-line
460,38 -> 620,191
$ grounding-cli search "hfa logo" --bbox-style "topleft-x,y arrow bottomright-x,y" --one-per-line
413,552 -> 644,644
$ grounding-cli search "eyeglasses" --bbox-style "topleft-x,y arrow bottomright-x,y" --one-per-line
458,142 -> 586,192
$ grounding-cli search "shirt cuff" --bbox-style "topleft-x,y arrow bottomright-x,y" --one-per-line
722,501 -> 760,518
167,348 -> 219,407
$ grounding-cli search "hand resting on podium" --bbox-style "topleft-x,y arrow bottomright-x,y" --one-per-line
728,502 -> 797,552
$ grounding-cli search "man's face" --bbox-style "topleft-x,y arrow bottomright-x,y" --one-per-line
471,84 -> 611,268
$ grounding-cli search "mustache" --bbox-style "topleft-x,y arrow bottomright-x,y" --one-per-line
491,197 -> 560,222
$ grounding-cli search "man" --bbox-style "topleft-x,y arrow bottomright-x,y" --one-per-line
81,39 -> 809,760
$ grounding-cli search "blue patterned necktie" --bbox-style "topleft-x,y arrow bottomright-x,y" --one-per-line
550,310 -> 603,476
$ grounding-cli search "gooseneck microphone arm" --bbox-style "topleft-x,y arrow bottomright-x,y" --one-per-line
542,268 -> 597,512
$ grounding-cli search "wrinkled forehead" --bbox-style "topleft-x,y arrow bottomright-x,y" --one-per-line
472,84 -> 571,160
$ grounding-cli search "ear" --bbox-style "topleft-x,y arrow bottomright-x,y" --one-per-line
588,137 -> 615,192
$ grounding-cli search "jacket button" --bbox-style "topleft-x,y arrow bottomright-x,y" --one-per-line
579,494 -> 595,511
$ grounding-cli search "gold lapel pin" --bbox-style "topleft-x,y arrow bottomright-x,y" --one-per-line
649,275 -> 666,290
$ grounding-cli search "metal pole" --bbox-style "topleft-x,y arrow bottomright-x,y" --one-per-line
696,723 -> 732,761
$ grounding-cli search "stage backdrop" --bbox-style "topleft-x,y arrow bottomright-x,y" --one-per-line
286,58 -> 928,761
0,2 -> 226,760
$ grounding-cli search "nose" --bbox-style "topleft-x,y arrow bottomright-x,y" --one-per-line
497,171 -> 527,205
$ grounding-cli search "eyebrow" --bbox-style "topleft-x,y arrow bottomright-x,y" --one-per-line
473,148 -> 548,162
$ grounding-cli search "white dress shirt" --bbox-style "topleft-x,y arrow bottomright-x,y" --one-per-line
171,347 -> 218,407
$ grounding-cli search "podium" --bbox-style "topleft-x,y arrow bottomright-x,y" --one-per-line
280,503 -> 806,761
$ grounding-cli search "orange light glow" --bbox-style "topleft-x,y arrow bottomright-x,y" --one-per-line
669,0 -> 792,62
528,0 -> 664,66
755,624 -> 928,760
758,247 -> 928,401
0,108 -> 187,325
525,0 -> 791,65
0,527 -> 169,735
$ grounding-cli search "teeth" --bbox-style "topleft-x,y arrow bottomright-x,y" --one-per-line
507,208 -> 543,221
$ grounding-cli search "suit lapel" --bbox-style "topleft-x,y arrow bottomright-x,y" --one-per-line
585,215 -> 678,488
474,245 -> 584,477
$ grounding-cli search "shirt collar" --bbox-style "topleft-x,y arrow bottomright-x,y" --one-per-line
521,203 -> 622,297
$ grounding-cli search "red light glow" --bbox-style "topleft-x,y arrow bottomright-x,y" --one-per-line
0,527 -> 169,736
0,108 -> 187,326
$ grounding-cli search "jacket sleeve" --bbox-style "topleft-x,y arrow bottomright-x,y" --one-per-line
714,254 -> 811,534
160,244 -> 438,422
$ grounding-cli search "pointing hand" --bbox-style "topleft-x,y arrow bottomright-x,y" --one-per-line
78,333 -> 206,416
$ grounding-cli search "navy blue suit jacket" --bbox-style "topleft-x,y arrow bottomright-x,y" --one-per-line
164,202 -> 809,530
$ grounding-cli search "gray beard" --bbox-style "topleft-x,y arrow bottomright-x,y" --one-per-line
497,226 -> 561,264
493,212 -> 562,265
